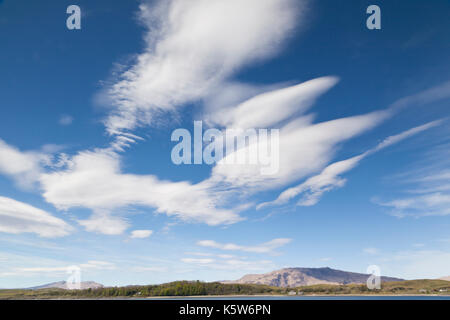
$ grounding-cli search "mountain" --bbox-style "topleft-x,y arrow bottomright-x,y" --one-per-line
439,276 -> 450,281
28,281 -> 103,290
225,267 -> 403,287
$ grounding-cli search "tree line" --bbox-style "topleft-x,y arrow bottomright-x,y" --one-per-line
57,281 -> 285,297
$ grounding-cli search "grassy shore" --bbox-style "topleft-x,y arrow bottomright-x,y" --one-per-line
1,279 -> 449,300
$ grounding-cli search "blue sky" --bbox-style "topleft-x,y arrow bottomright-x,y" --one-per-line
0,0 -> 450,288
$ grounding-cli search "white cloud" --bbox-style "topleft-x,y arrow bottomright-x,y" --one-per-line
208,79 -> 450,202
389,80 -> 450,111
380,250 -> 450,279
40,148 -> 242,234
190,81 -> 449,201
216,258 -> 273,270
319,257 -> 332,262
184,252 -> 214,257
181,258 -> 215,264
35,78 -> 450,235
58,115 -> 73,126
0,196 -> 72,238
181,255 -> 274,271
132,266 -> 167,273
78,211 -> 129,235
258,120 -> 442,208
363,247 -> 380,255
1,0 -> 449,240
0,251 -> 118,280
376,192 -> 450,217
210,109 -> 390,192
416,170 -> 450,182
183,252 -> 236,259
217,254 -> 235,259
130,229 -> 153,239
370,120 -> 442,152
11,260 -> 115,277
0,139 -> 48,189
207,76 -> 339,129
374,140 -> 450,218
197,238 -> 292,253
24,1 -> 449,237
79,260 -> 116,270
105,0 -> 302,134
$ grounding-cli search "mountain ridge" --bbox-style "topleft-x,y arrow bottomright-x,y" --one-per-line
224,267 -> 404,287
27,281 -> 103,290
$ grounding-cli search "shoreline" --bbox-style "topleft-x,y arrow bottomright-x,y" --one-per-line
3,294 -> 450,300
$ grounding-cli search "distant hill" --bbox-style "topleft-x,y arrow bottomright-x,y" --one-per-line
439,276 -> 450,281
225,267 -> 403,287
28,281 -> 103,290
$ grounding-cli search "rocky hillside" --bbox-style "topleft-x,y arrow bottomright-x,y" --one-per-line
226,267 -> 403,287
28,281 -> 103,290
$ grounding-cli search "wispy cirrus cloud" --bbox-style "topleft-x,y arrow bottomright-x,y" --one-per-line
78,210 -> 130,235
181,255 -> 274,272
130,230 -> 153,239
23,0 -> 305,234
0,250 -> 116,278
58,114 -> 73,126
0,0 -> 449,238
375,192 -> 450,218
203,79 -> 450,196
258,120 -> 443,209
16,260 -> 116,274
2,260 -> 116,278
40,148 -> 243,234
131,266 -> 168,273
206,76 -> 339,129
181,258 -> 215,264
105,0 -> 303,134
363,247 -> 380,255
1,85 -> 447,235
0,139 -> 50,189
197,238 -> 292,254
378,249 -> 450,280
374,134 -> 450,218
0,196 -> 72,238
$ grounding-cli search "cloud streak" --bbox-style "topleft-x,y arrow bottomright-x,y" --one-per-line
258,120 -> 443,208
106,0 -> 302,134
0,139 -> 49,189
0,196 -> 72,238
40,148 -> 242,234
130,230 -> 153,239
197,238 -> 292,253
